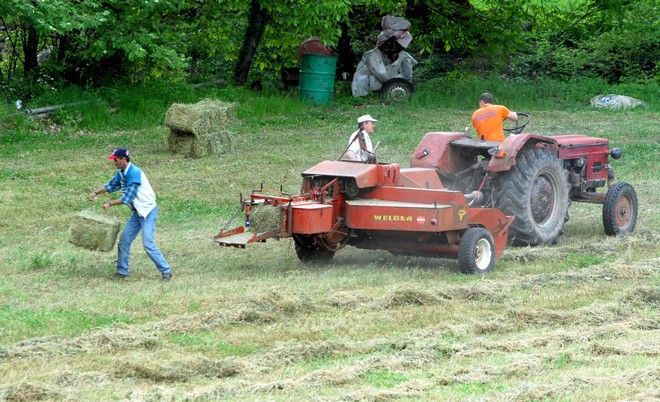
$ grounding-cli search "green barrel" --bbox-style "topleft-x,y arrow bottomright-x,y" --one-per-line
298,54 -> 337,106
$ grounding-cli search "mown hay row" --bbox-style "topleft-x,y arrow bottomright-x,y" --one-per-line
0,382 -> 63,402
115,357 -> 241,382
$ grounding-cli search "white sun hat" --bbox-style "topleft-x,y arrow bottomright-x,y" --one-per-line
357,114 -> 378,124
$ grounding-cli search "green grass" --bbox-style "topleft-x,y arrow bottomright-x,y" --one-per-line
0,77 -> 658,400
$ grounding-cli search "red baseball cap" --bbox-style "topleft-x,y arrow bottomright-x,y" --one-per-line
108,148 -> 129,160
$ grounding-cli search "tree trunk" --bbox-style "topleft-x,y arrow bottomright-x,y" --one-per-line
405,0 -> 430,27
234,0 -> 268,86
336,20 -> 358,79
56,34 -> 67,63
22,25 -> 38,78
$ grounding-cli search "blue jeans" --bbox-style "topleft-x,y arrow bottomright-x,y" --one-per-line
117,207 -> 171,276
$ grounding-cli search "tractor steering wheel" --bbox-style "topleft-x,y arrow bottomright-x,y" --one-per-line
504,112 -> 530,135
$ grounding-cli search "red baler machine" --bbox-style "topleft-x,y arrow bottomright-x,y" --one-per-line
215,160 -> 513,274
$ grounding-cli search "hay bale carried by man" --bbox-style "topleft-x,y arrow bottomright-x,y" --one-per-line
68,210 -> 121,252
164,99 -> 235,158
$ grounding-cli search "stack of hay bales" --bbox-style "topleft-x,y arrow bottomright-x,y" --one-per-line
164,99 -> 235,158
68,210 -> 121,252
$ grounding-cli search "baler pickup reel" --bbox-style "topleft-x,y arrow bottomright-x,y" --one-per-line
214,180 -> 339,248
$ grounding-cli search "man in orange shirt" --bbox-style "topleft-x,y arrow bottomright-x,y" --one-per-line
471,93 -> 518,142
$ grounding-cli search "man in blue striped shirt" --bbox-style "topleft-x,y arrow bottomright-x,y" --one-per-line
89,148 -> 172,281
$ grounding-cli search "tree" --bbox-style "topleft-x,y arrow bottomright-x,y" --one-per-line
234,0 -> 270,85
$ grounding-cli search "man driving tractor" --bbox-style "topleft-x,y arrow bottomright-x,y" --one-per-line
471,93 -> 518,141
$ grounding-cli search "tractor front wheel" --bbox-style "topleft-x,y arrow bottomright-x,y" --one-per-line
458,227 -> 495,274
496,147 -> 570,246
293,235 -> 335,263
603,182 -> 638,236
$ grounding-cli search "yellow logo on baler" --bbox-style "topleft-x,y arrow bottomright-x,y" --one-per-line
458,208 -> 467,221
374,215 -> 414,222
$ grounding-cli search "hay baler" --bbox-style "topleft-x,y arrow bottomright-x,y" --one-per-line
215,160 -> 514,274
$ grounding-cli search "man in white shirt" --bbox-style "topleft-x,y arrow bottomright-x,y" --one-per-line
88,148 -> 172,281
344,114 -> 378,162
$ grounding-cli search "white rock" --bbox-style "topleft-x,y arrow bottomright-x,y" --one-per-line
590,94 -> 645,109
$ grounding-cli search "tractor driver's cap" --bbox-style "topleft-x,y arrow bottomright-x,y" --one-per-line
357,114 -> 378,124
108,148 -> 129,160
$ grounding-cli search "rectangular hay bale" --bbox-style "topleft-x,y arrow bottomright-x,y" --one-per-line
68,210 -> 121,252
164,100 -> 235,157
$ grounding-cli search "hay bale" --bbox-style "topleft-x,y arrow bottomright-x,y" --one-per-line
249,205 -> 281,234
68,210 -> 120,252
164,99 -> 235,157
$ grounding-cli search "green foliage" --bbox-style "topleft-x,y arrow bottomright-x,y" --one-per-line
1,0 -> 656,96
505,0 -> 658,82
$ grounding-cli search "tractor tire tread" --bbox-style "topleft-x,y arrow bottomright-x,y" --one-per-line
496,147 -> 570,246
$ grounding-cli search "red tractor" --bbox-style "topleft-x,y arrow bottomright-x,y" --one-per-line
411,114 -> 638,245
216,160 -> 514,274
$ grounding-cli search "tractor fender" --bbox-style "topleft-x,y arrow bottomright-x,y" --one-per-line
486,134 -> 558,173
410,132 -> 470,175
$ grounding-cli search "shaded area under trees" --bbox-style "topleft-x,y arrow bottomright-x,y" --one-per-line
0,0 -> 656,100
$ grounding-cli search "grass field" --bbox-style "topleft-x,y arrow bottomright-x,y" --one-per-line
0,79 -> 658,400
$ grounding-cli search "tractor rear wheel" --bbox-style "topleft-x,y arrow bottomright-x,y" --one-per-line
497,147 -> 570,246
293,235 -> 335,263
603,182 -> 638,236
458,227 -> 495,274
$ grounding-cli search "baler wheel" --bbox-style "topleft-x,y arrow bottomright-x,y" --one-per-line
293,235 -> 335,263
603,182 -> 638,236
496,147 -> 570,246
458,227 -> 495,274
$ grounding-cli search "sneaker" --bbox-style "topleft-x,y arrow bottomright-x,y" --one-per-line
111,273 -> 129,280
162,272 -> 172,282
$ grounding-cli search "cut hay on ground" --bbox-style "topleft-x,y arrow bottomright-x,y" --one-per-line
68,210 -> 120,252
164,99 -> 235,157
0,382 -> 62,402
